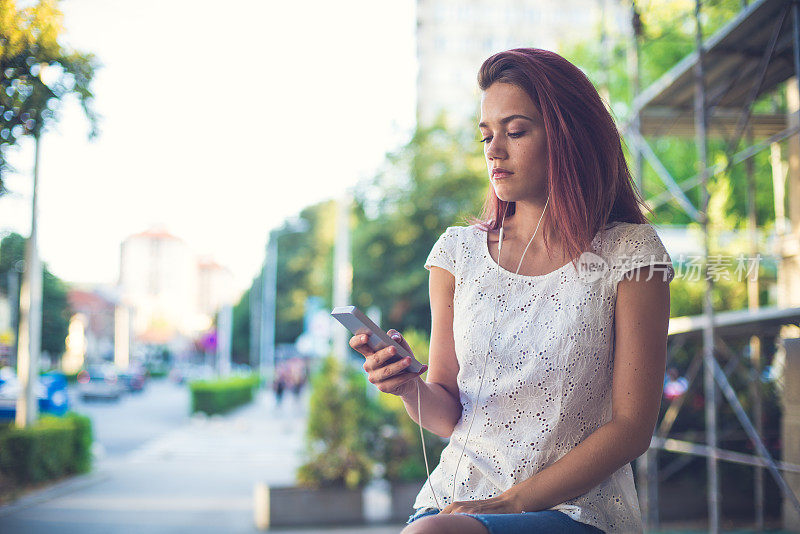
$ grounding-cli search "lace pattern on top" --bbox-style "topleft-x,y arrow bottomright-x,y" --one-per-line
415,222 -> 674,533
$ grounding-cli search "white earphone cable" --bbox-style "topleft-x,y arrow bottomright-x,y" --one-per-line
414,195 -> 550,510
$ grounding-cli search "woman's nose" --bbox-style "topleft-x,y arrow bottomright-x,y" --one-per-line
485,138 -> 506,160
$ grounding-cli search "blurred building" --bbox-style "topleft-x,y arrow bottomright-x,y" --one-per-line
118,227 -> 235,352
64,286 -> 117,370
415,0 -> 628,126
197,257 -> 235,330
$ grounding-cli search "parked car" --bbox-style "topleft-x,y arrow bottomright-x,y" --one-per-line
118,364 -> 147,393
0,367 -> 70,422
77,365 -> 124,401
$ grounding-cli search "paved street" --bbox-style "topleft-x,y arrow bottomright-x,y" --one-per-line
71,377 -> 192,459
0,379 -> 408,534
4,379 -> 779,533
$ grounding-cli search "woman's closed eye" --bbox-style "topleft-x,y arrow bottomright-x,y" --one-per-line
479,131 -> 526,143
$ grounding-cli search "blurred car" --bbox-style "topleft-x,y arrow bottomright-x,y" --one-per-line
169,363 -> 213,385
77,365 -> 124,401
118,364 -> 146,393
0,367 -> 70,422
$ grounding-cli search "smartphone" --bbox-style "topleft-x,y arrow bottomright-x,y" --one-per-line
330,305 -> 424,373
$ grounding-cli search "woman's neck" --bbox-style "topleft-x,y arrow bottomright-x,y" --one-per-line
504,200 -> 559,246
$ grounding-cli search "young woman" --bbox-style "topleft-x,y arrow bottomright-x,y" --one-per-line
350,48 -> 673,534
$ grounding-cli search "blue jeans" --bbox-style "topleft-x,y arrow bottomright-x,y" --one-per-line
406,507 -> 605,533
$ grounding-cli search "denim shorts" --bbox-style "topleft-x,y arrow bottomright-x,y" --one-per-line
405,507 -> 605,533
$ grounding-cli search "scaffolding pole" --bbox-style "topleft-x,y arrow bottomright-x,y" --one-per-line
628,0 -> 800,529
745,127 -> 765,531
692,1 -> 720,532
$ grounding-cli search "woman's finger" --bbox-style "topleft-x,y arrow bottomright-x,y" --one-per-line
368,355 -> 413,383
363,344 -> 403,372
371,360 -> 428,394
387,329 -> 413,353
348,334 -> 375,357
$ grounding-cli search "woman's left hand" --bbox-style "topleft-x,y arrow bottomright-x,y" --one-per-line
439,492 -> 523,515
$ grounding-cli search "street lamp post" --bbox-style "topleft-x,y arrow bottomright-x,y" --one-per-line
249,274 -> 261,372
259,233 -> 277,386
332,191 -> 353,362
259,219 -> 308,387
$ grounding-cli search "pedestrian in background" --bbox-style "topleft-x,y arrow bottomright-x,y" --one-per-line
273,361 -> 288,408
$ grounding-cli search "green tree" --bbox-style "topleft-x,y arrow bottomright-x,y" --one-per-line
260,115 -> 488,351
351,116 -> 486,334
561,0 -> 775,228
274,201 -> 337,344
562,1 -> 778,316
231,283 -> 251,367
0,0 -> 99,193
0,232 -> 69,360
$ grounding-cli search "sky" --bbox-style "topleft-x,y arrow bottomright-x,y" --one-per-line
0,0 -> 417,298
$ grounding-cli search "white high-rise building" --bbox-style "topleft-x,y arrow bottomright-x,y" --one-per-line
416,0 -> 627,127
118,228 -> 234,348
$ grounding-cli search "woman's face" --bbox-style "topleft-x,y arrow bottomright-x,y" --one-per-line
479,82 -> 548,203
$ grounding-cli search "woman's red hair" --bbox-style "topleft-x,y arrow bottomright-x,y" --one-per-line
469,48 -> 651,267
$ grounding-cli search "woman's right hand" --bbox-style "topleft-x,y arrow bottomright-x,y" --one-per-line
349,329 -> 428,398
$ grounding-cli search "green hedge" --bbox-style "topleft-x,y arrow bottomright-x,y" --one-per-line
189,375 -> 260,415
0,412 -> 93,485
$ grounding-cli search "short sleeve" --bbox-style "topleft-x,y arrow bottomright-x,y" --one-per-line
424,226 -> 458,276
607,224 -> 675,286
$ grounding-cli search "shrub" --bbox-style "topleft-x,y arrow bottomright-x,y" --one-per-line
372,329 -> 447,482
296,355 -> 381,489
0,412 -> 92,485
189,374 -> 259,415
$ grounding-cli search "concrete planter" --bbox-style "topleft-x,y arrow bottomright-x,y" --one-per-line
389,480 -> 425,523
254,483 -> 364,530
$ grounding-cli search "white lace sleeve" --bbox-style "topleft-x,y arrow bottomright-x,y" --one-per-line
607,223 -> 675,286
424,226 -> 458,276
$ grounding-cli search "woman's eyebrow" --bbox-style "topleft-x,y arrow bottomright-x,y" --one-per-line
478,114 -> 534,128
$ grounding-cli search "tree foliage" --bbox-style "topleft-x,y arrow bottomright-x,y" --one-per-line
232,2 -> 781,358
275,201 -> 338,344
0,232 -> 69,358
561,1 -> 779,318
350,117 -> 486,333
0,0 -> 99,193
231,283 -> 251,366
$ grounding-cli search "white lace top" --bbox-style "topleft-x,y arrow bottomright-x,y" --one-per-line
413,221 -> 675,533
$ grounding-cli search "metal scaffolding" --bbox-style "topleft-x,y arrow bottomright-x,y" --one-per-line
621,0 -> 800,531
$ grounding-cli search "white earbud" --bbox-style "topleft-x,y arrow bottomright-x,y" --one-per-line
498,227 -> 504,251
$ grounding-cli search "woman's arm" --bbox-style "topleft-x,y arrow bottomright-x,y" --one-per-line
401,265 -> 463,438
498,265 -> 670,512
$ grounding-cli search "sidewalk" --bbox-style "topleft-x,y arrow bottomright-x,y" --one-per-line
0,386 -> 408,533
3,385 -> 784,533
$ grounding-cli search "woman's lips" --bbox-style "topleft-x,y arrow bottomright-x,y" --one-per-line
492,171 -> 513,179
